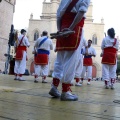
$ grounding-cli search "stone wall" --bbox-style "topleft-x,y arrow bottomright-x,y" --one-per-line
0,0 -> 15,71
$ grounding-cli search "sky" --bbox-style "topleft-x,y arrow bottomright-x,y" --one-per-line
13,0 -> 120,36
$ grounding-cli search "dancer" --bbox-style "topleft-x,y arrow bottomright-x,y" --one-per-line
14,29 -> 30,81
101,28 -> 119,89
74,35 -> 88,86
33,31 -> 53,83
80,39 -> 96,85
49,0 -> 90,101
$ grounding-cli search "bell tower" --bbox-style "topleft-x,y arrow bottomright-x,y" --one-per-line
50,0 -> 60,33
41,0 -> 60,32
85,1 -> 94,23
41,0 -> 59,19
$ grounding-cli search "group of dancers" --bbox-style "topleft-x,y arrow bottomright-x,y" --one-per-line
13,0 -> 119,101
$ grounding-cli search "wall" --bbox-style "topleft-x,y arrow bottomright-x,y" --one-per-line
0,0 -> 15,70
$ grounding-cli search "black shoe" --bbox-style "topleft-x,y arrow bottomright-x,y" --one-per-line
34,80 -> 38,83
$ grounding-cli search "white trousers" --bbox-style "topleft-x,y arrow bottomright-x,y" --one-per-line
34,64 -> 49,77
102,64 -> 117,81
81,66 -> 92,79
52,42 -> 82,83
14,51 -> 26,74
75,54 -> 83,78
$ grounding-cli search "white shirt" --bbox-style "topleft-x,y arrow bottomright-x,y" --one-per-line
15,34 -> 30,47
80,37 -> 87,55
82,46 -> 96,56
57,0 -> 90,18
101,36 -> 119,50
80,37 -> 88,48
34,36 -> 53,51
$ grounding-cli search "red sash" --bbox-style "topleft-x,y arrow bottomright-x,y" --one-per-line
83,58 -> 92,66
34,54 -> 48,65
15,46 -> 27,60
16,51 -> 23,60
56,0 -> 84,51
15,36 -> 27,60
102,47 -> 117,65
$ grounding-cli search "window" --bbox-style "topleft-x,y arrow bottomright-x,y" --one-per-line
92,34 -> 97,45
34,31 -> 39,41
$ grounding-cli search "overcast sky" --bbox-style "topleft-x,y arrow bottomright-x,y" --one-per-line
13,0 -> 120,36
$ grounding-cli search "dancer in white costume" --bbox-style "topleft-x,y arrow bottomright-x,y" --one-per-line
101,28 -> 119,89
80,39 -> 96,85
14,29 -> 30,81
49,0 -> 90,101
74,35 -> 88,86
33,31 -> 53,83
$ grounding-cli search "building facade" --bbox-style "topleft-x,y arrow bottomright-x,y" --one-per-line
27,0 -> 105,78
0,0 -> 16,71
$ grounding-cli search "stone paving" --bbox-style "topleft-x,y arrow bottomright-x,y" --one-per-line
0,74 -> 120,120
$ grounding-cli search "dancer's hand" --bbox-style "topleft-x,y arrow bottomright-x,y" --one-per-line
61,28 -> 71,32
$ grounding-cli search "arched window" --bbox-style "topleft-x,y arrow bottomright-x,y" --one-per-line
34,31 -> 39,41
92,34 -> 97,45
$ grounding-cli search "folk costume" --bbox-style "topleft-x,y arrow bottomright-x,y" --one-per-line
101,30 -> 119,89
14,31 -> 30,81
49,0 -> 90,101
80,45 -> 96,85
34,35 -> 53,83
74,35 -> 88,86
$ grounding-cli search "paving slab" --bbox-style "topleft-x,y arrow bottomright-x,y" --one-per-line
0,75 -> 120,120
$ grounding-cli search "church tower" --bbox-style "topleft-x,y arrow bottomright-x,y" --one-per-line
50,0 -> 60,33
85,2 -> 93,23
41,0 -> 60,33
